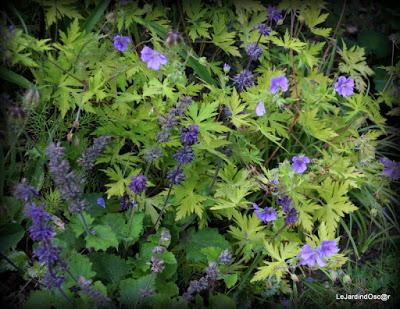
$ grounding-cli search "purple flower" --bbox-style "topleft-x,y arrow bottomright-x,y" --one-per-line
167,167 -> 185,185
292,155 -> 311,174
245,43 -> 263,61
152,246 -> 166,254
144,147 -> 163,162
78,276 -> 110,305
139,287 -> 155,299
44,272 -> 64,289
24,203 -> 55,241
33,243 -> 61,265
379,157 -> 400,181
183,276 -> 209,300
129,173 -> 147,194
284,207 -> 298,225
96,197 -> 105,208
180,125 -> 199,146
46,142 -> 86,212
257,24 -> 271,36
320,240 -> 339,258
223,63 -> 231,73
113,35 -> 131,52
335,76 -> 354,97
233,69 -> 254,92
120,193 -> 137,211
140,46 -> 168,70
156,130 -> 171,143
270,76 -> 289,94
268,5 -> 283,23
77,136 -> 111,171
218,249 -> 232,265
298,244 -> 326,267
173,146 -> 194,164
253,203 -> 278,223
334,76 -> 354,97
150,256 -> 165,273
160,229 -> 171,243
255,101 -> 266,116
15,178 -> 39,202
205,261 -> 219,280
159,112 -> 178,130
277,194 -> 293,212
175,96 -> 193,116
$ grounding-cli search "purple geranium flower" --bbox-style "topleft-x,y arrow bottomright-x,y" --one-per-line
379,157 -> 400,181
299,244 -> 326,268
253,203 -> 278,223
270,76 -> 289,94
96,197 -> 105,208
255,101 -> 266,116
129,173 -> 147,194
113,35 -> 131,52
292,155 -> 311,174
334,76 -> 354,97
320,240 -> 339,258
140,46 -> 168,70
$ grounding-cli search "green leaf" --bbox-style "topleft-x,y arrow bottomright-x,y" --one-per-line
209,293 -> 236,309
251,261 -> 287,282
315,179 -> 358,235
89,253 -> 130,284
222,273 -> 238,289
358,30 -> 390,59
82,0 -> 110,33
185,228 -> 231,262
212,15 -> 240,57
0,67 -> 33,88
301,6 -> 331,38
37,0 -> 83,28
124,212 -> 145,242
85,225 -> 119,251
70,212 -> 94,237
120,274 -> 156,308
270,30 -> 306,52
24,290 -> 70,309
0,224 -> 24,252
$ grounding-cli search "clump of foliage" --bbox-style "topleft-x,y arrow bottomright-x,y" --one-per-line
0,1 -> 399,308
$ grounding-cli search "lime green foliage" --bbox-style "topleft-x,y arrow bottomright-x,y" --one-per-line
1,0 -> 398,307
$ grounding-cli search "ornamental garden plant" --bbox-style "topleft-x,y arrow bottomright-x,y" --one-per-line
0,1 -> 399,308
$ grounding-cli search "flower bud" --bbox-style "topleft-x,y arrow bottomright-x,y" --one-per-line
290,274 -> 299,282
166,31 -> 183,47
23,86 -> 40,108
343,274 -> 352,284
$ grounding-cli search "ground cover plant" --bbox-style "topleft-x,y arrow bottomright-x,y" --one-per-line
0,0 -> 399,308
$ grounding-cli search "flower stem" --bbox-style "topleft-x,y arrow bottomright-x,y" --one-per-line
270,224 -> 287,241
153,183 -> 173,228
208,158 -> 222,194
79,212 -> 91,236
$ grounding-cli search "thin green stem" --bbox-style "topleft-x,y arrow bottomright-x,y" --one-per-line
79,212 -> 91,236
